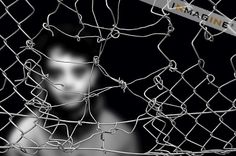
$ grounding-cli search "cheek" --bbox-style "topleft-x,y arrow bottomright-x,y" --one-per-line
73,75 -> 92,92
46,83 -> 62,97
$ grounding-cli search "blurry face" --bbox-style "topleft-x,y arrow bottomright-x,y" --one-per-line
45,46 -> 97,109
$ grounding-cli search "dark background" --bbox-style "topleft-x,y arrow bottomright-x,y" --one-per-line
1,0 -> 236,155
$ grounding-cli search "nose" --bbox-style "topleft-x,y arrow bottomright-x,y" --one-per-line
62,76 -> 74,91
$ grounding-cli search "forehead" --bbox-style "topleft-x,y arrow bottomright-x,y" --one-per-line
47,46 -> 87,68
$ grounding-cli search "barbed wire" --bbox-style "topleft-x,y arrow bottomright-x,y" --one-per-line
1,0 -> 236,155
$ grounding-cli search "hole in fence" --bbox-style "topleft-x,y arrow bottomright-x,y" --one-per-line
207,93 -> 233,111
197,113 -> 221,132
186,125 -> 211,147
185,94 -> 207,113
183,64 -> 207,87
0,47 -> 17,70
175,115 -> 197,135
212,124 -> 235,142
171,79 -> 194,102
0,3 -> 5,17
195,80 -> 218,101
7,0 -> 33,23
0,0 -> 236,155
0,13 -> 18,38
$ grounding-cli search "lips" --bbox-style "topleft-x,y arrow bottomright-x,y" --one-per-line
57,93 -> 85,108
61,94 -> 79,101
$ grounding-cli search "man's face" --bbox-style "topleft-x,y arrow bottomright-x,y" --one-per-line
45,46 -> 97,109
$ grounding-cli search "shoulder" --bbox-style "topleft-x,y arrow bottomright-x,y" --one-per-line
6,116 -> 47,155
98,109 -> 120,123
98,109 -> 140,153
9,117 -> 37,143
8,116 -> 46,147
98,109 -> 136,134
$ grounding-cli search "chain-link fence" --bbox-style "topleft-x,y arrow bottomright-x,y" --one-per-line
1,0 -> 236,155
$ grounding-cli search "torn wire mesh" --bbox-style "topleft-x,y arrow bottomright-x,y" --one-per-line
1,0 -> 236,155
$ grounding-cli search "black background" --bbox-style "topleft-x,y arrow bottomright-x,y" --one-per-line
1,0 -> 236,155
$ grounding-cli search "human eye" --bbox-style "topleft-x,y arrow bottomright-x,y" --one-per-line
73,66 -> 88,78
48,68 -> 62,80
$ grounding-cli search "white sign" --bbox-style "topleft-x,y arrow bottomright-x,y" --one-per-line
139,0 -> 236,36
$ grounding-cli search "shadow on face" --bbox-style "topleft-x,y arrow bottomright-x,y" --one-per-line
44,45 -> 98,109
